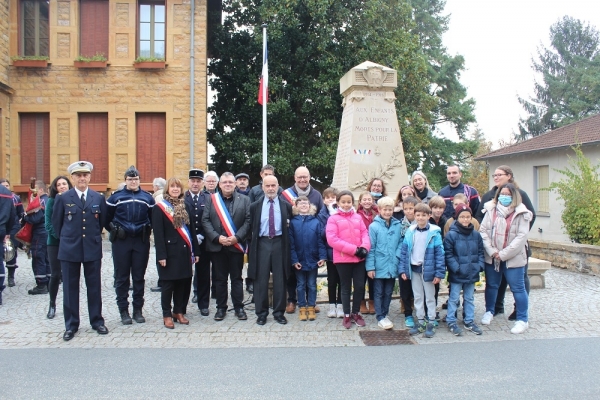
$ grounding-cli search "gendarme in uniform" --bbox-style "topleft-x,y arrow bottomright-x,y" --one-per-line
52,161 -> 109,341
106,165 -> 155,325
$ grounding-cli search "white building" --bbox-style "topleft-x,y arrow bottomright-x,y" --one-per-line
476,114 -> 600,243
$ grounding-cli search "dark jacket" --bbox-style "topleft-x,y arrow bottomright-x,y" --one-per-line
0,186 -> 16,237
106,188 -> 154,235
248,182 -> 283,203
443,222 -> 485,284
201,192 -> 251,253
317,205 -> 335,261
45,197 -> 59,246
284,185 -> 324,212
184,190 -> 207,250
152,202 -> 200,281
475,186 -> 536,229
52,188 -> 107,263
429,215 -> 448,238
23,194 -> 48,238
289,208 -> 327,271
248,197 -> 292,280
438,182 -> 481,219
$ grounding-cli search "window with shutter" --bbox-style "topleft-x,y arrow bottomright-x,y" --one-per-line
20,0 -> 49,57
136,113 -> 166,181
79,113 -> 109,183
20,113 -> 50,184
80,0 -> 109,58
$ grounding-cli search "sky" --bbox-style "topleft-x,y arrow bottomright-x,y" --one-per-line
442,0 -> 600,147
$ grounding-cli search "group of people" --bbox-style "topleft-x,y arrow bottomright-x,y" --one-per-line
0,160 -> 535,341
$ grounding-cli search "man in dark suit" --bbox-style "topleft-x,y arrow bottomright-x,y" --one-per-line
52,161 -> 109,341
185,168 -> 210,316
248,175 -> 292,325
201,172 -> 250,321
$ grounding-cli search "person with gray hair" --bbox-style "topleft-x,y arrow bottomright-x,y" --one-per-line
152,177 -> 166,203
410,171 -> 437,205
203,171 -> 219,194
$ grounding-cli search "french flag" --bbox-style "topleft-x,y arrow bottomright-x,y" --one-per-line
258,44 -> 268,105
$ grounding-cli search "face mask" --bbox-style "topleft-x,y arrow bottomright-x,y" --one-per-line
370,191 -> 382,198
498,195 -> 512,206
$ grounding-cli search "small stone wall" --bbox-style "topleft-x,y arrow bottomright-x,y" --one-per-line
529,239 -> 600,275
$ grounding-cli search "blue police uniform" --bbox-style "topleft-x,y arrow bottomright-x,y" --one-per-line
187,189 -> 209,310
52,187 -> 107,332
0,185 -> 17,304
23,193 -> 50,288
6,193 -> 24,274
106,187 -> 154,315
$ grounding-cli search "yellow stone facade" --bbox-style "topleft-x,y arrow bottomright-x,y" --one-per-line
0,0 -> 208,192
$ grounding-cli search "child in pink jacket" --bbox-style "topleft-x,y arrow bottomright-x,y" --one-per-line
326,190 -> 371,329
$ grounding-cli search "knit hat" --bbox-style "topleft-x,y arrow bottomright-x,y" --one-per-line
454,204 -> 472,220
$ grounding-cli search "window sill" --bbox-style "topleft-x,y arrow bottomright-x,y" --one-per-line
133,61 -> 166,69
12,59 -> 49,68
74,61 -> 108,68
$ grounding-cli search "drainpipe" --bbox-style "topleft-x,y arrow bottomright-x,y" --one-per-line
189,0 -> 196,168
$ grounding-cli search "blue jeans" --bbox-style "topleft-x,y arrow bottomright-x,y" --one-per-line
373,278 -> 395,321
446,282 -> 475,325
485,262 -> 528,322
296,268 -> 318,307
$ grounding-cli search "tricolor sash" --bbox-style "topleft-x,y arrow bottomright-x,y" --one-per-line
211,193 -> 246,253
281,188 -> 297,205
157,200 -> 195,263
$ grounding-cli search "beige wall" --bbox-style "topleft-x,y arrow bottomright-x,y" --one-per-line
3,0 -> 208,191
485,145 -> 600,243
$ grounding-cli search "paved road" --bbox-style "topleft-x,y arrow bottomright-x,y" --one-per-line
1,241 -> 600,348
1,337 -> 599,399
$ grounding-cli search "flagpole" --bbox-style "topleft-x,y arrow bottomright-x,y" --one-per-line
262,24 -> 267,166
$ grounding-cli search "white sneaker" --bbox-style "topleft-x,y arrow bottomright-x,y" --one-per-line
481,311 -> 494,325
377,317 -> 393,330
327,304 -> 336,318
511,320 -> 529,334
336,304 -> 344,318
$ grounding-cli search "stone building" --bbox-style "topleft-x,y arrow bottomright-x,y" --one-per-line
476,113 -> 600,242
0,0 -> 220,193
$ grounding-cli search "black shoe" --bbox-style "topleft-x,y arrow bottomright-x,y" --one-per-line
132,309 -> 146,323
495,308 -> 505,315
508,310 -> 517,321
274,315 -> 288,325
28,285 -> 48,295
7,268 -> 16,287
93,325 -> 109,335
192,295 -> 198,303
63,330 -> 76,341
214,308 -> 226,321
256,316 -> 267,325
150,286 -> 161,293
246,283 -> 254,294
120,310 -> 133,325
47,302 -> 56,319
200,308 -> 209,316
441,300 -> 448,310
235,309 -> 248,320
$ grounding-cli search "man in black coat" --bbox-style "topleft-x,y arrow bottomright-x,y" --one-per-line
248,175 -> 292,325
201,172 -> 251,321
0,183 -> 16,305
52,161 -> 109,341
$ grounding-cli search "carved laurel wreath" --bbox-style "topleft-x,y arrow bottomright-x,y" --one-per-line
350,146 -> 404,190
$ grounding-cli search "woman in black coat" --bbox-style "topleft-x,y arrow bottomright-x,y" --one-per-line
152,178 -> 200,329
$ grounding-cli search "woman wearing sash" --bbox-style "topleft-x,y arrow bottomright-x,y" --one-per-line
152,178 -> 200,329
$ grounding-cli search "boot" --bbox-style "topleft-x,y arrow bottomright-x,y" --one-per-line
7,267 -> 16,287
368,300 -> 376,314
298,307 -> 308,321
163,316 -> 175,329
172,313 -> 189,325
120,309 -> 133,325
360,300 -> 368,314
47,301 -> 56,319
28,285 -> 48,295
132,308 -> 146,323
314,305 -> 320,313
307,306 -> 316,321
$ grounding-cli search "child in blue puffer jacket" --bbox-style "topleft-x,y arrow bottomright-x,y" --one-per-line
365,197 -> 402,330
290,196 -> 327,322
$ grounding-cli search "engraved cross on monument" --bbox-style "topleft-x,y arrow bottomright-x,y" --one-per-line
331,61 -> 408,198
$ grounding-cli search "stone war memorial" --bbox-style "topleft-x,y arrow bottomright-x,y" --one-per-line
332,61 -> 409,198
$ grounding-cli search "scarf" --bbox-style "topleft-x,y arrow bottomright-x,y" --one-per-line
492,203 -> 515,253
357,204 -> 378,228
416,188 -> 428,201
294,184 -> 311,198
163,193 -> 189,229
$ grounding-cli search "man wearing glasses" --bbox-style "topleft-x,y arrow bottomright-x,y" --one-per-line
106,166 -> 155,325
282,166 -> 324,314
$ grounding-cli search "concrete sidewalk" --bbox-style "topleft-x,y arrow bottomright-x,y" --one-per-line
1,241 -> 599,348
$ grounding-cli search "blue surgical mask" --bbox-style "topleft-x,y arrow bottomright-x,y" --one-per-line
498,195 -> 512,206
370,191 -> 382,198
